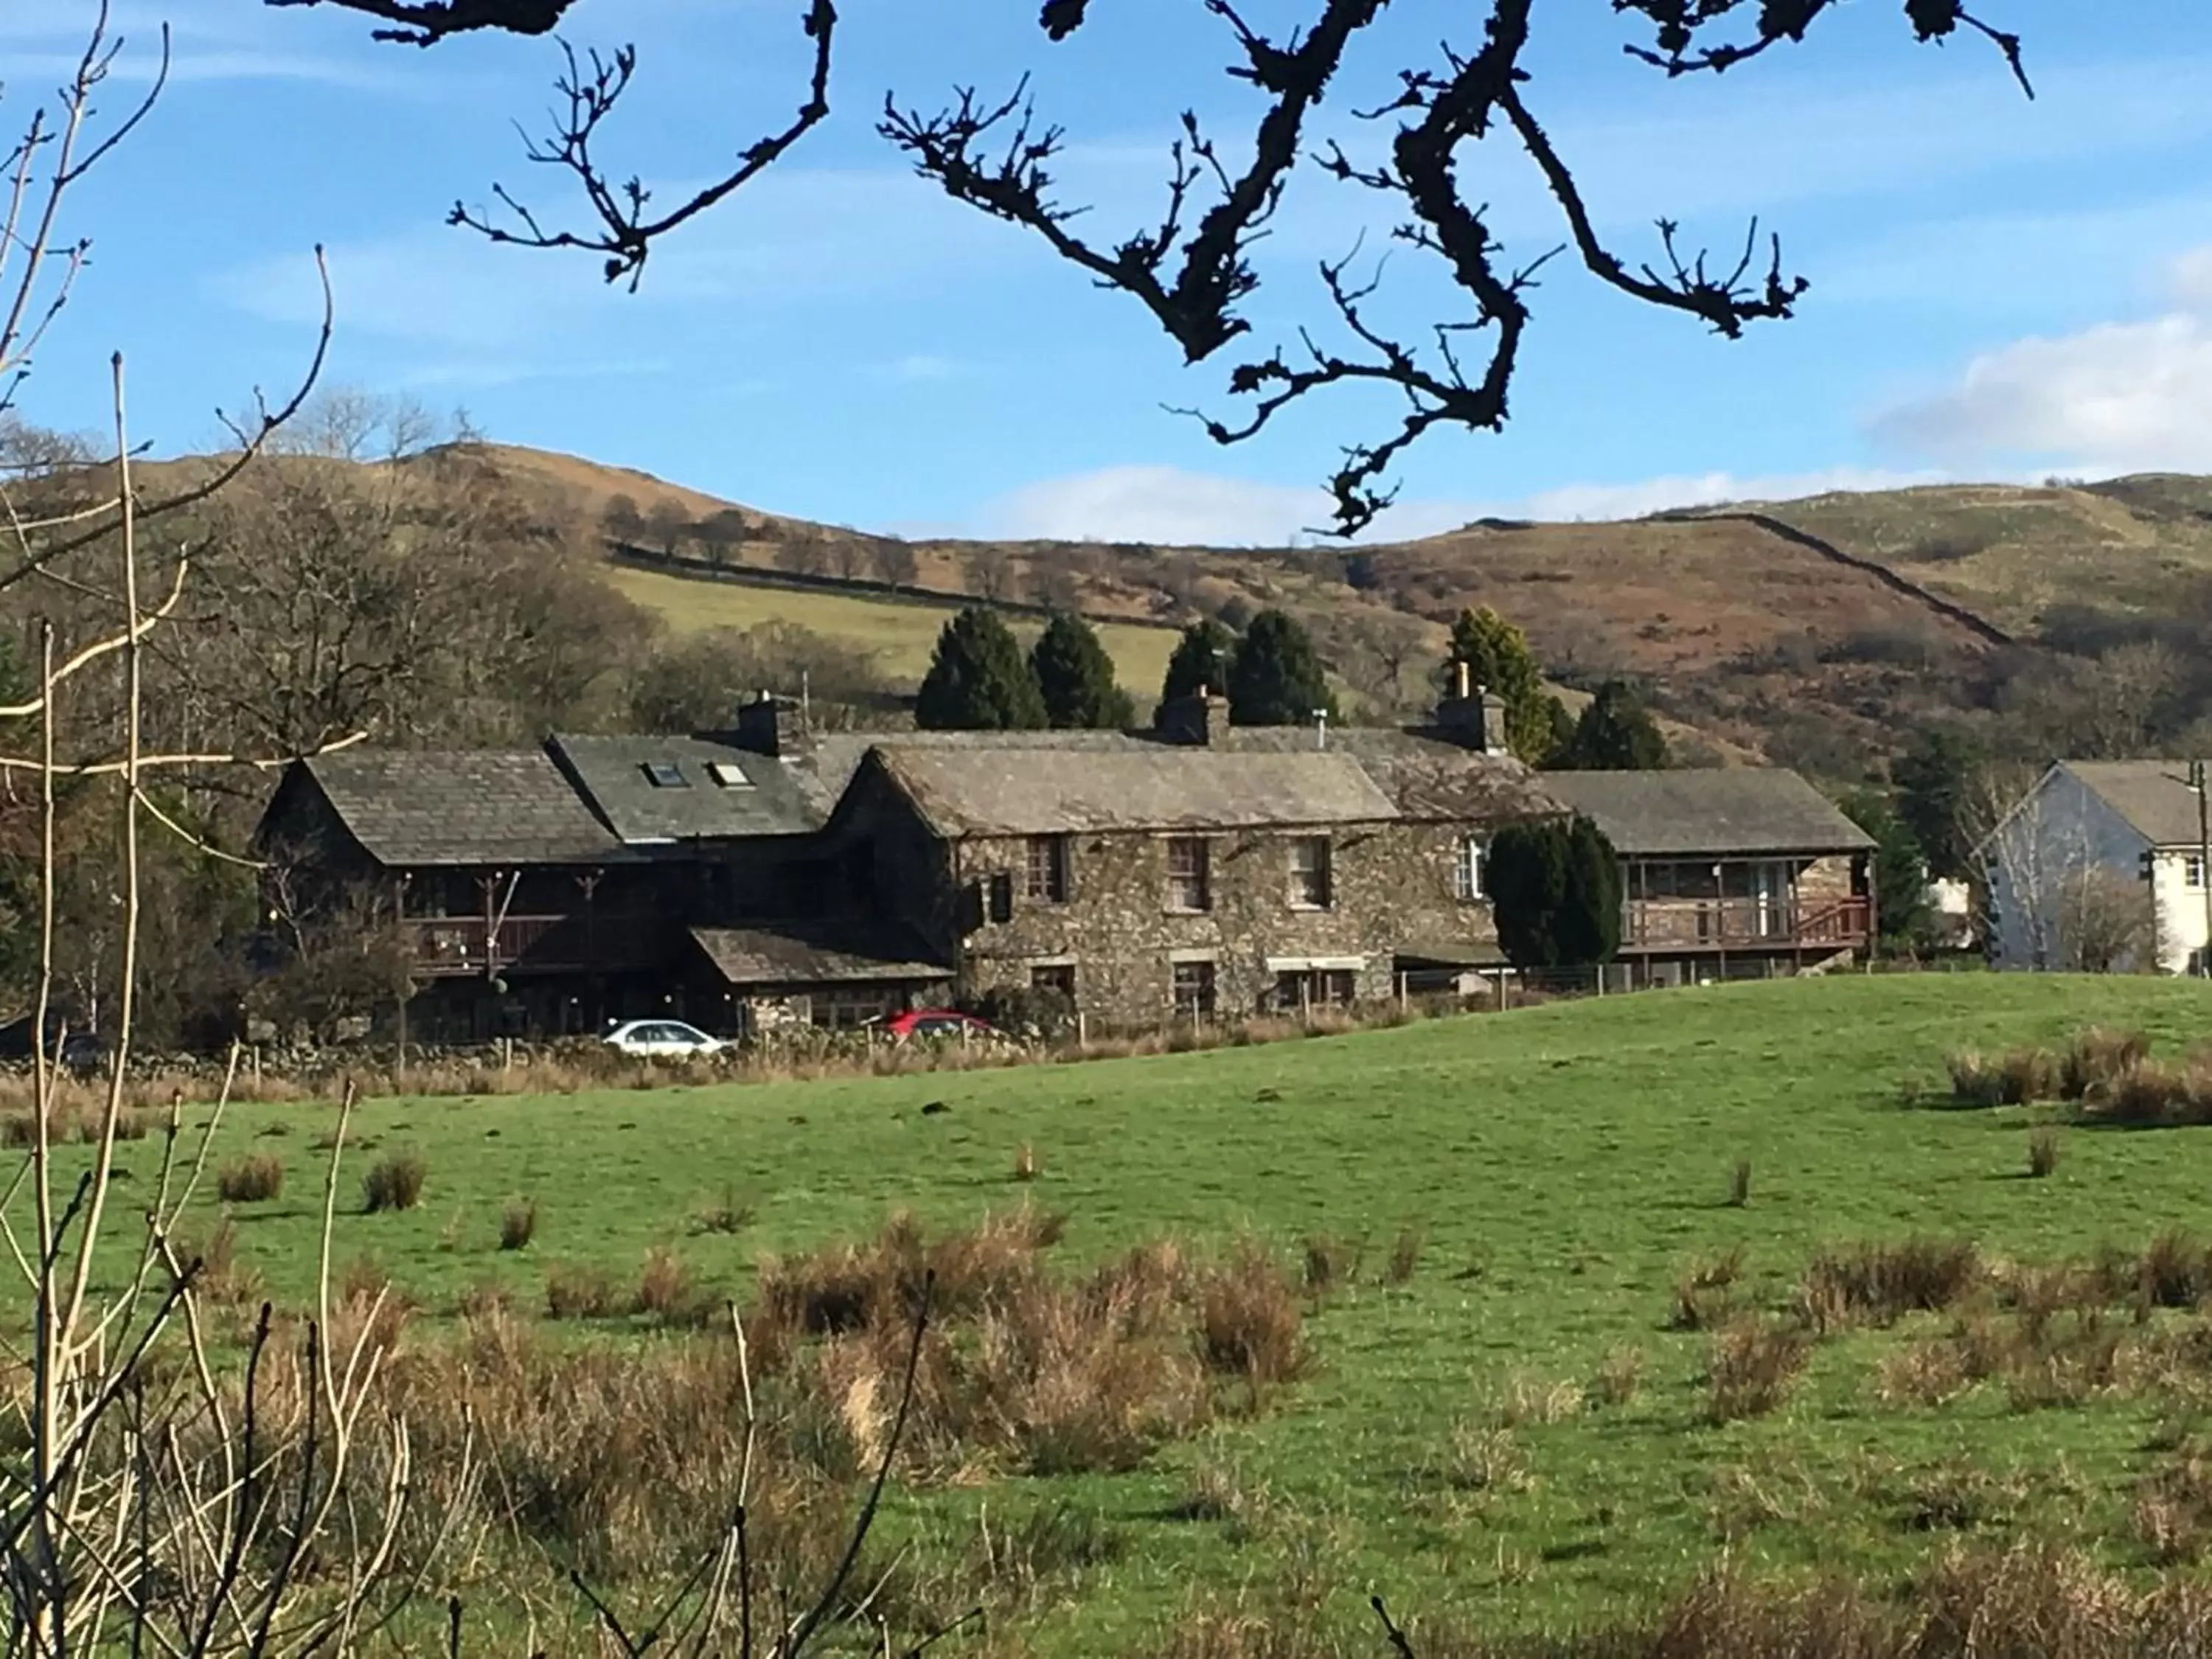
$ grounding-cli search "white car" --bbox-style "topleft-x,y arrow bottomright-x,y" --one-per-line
602,1018 -> 726,1059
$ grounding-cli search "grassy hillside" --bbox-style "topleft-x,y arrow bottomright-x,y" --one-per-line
57,974 -> 2212,1646
607,562 -> 1183,699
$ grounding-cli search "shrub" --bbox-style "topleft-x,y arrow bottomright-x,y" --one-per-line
499,1197 -> 538,1252
2026,1128 -> 2062,1180
1800,1238 -> 1980,1330
1706,1318 -> 1811,1422
361,1148 -> 427,1213
175,1216 -> 260,1306
545,1262 -> 625,1320
1946,1046 -> 2058,1107
216,1152 -> 284,1204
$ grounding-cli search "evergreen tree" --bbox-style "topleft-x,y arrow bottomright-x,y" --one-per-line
1490,815 -> 1622,968
1555,681 -> 1669,770
1226,609 -> 1335,727
1031,612 -> 1135,729
914,607 -> 1047,730
1447,607 -> 1552,762
1160,618 -> 1235,708
1892,725 -> 1984,880
1842,787 -> 1933,953
1544,695 -> 1576,759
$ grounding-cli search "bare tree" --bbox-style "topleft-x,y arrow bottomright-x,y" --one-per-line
964,545 -> 1019,605
870,537 -> 919,589
2062,867 -> 2155,974
644,498 -> 695,559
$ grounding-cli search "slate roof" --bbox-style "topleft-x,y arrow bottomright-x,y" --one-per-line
1208,726 -> 1562,821
870,745 -> 1402,837
2062,760 -> 2207,848
1543,769 -> 1874,857
293,751 -> 634,867
689,921 -> 949,986
548,734 -> 823,843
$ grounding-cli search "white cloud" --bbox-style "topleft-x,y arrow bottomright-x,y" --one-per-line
975,461 -> 1956,546
1870,244 -> 2212,470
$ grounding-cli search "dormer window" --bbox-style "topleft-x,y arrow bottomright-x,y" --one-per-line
707,761 -> 754,789
643,761 -> 689,788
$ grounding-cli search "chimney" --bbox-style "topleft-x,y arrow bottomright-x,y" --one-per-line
1158,684 -> 1231,747
1436,662 -> 1508,754
734,689 -> 809,757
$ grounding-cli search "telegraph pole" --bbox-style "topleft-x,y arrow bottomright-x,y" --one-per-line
2195,759 -> 2212,978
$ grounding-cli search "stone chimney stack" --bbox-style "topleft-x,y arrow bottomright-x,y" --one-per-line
1158,685 -> 1232,746
734,689 -> 809,757
1435,661 -> 1508,754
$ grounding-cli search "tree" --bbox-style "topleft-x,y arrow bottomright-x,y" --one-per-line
1448,608 -> 1554,762
1160,619 -> 1235,708
276,3 -> 2042,534
1226,609 -> 1335,727
1031,612 -> 1135,730
965,546 -> 1020,604
1841,788 -> 1933,954
644,499 -> 694,557
1893,725 -> 1986,880
872,538 -> 919,588
1489,815 -> 1622,970
914,607 -> 1047,730
1555,681 -> 1669,771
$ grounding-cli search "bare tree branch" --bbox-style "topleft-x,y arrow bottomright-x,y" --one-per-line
449,1 -> 837,289
261,0 -> 580,48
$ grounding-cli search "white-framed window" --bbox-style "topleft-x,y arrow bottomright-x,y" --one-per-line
1453,834 -> 1488,902
2187,853 -> 2207,890
1289,837 -> 1332,909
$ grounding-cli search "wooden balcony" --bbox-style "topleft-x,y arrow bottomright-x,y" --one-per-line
1621,895 -> 1872,953
406,914 -> 661,978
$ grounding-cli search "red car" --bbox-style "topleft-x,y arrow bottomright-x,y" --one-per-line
880,1008 -> 1002,1042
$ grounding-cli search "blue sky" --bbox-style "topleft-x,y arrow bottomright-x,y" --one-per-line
14,0 -> 2212,543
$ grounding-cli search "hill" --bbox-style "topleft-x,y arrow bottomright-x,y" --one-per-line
135,439 -> 2212,771
57,973 -> 2212,1649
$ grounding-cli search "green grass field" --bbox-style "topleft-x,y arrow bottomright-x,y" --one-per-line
607,564 -> 1181,698
49,974 -> 2212,1647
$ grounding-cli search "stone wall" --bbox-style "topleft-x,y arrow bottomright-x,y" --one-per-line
879,816 -> 1503,1029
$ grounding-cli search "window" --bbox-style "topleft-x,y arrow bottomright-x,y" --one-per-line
1172,959 -> 1217,1018
1271,969 -> 1354,1012
987,872 -> 1015,924
2188,854 -> 2208,889
641,761 -> 688,788
1030,963 -> 1077,1000
1025,835 -> 1070,902
1289,837 -> 1332,908
707,760 -> 753,789
1453,834 -> 1487,902
1166,837 -> 1211,911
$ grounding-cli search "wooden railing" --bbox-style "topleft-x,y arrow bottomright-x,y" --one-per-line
405,914 -> 660,978
1621,895 -> 1871,951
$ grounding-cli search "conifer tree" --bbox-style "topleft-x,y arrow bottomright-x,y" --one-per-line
914,607 -> 1047,730
1160,618 -> 1235,708
1556,680 -> 1669,770
1447,607 -> 1552,762
1226,609 -> 1335,727
1031,611 -> 1135,729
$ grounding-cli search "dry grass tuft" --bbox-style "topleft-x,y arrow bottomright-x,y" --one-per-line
215,1152 -> 284,1204
545,1262 -> 625,1321
1727,1158 -> 1752,1208
1706,1318 -> 1812,1423
1587,1345 -> 1646,1410
1200,1241 -> 1312,1395
636,1246 -> 717,1327
1298,1233 -> 1361,1296
1439,1420 -> 1529,1494
498,1197 -> 538,1252
1384,1220 -> 1425,1287
2026,1127 -> 2062,1180
361,1147 -> 427,1213
2139,1230 -> 2212,1310
2062,1026 -> 2152,1099
1800,1237 -> 1980,1331
1671,1247 -> 1745,1332
1945,1046 -> 2059,1107
691,1188 -> 755,1236
1012,1141 -> 1040,1183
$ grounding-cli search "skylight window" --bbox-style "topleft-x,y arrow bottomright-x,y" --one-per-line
708,761 -> 754,789
642,761 -> 689,788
